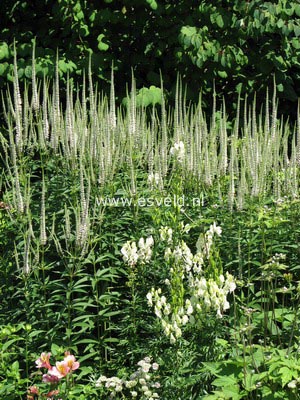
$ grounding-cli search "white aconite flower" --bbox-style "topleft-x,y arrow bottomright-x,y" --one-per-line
146,292 -> 153,306
224,273 -> 236,292
146,236 -> 154,247
154,307 -> 162,318
159,226 -> 173,244
186,304 -> 193,315
170,333 -> 176,344
138,236 -> 154,263
121,241 -> 139,266
164,248 -> 172,260
223,300 -> 230,310
209,222 -> 222,236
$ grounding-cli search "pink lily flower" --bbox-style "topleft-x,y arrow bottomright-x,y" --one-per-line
48,361 -> 70,379
63,354 -> 80,371
35,352 -> 52,370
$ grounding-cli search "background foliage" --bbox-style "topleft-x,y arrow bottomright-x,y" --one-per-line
0,0 -> 300,118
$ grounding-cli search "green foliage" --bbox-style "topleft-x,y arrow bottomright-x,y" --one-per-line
179,0 -> 300,107
0,0 -> 299,119
0,324 -> 31,399
1,63 -> 300,398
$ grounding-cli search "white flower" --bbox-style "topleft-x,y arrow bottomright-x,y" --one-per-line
146,236 -> 154,247
152,363 -> 159,371
164,248 -> 172,260
186,304 -> 193,315
209,222 -> 222,236
224,273 -> 236,292
146,292 -> 153,306
148,172 -> 162,187
159,226 -> 173,244
170,140 -> 185,163
126,380 -> 137,388
288,380 -> 297,389
138,236 -> 154,263
170,333 -> 176,344
121,241 -> 139,266
223,300 -> 230,310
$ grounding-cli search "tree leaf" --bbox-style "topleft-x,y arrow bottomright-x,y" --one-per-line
216,14 -> 224,28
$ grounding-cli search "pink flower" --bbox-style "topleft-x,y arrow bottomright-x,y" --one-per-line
48,361 -> 70,379
35,352 -> 52,370
46,389 -> 60,397
42,373 -> 60,383
28,386 -> 39,395
63,354 -> 80,372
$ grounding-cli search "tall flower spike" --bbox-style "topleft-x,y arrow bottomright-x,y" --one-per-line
109,63 -> 116,130
40,173 -> 47,246
13,41 -> 23,152
31,39 -> 40,113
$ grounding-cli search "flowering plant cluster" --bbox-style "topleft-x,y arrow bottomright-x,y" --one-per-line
120,222 -> 236,344
95,357 -> 160,399
27,352 -> 79,399
170,140 -> 185,163
147,172 -> 163,189
121,236 -> 154,267
147,223 -> 236,343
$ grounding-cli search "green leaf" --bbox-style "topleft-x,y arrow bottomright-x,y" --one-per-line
212,374 -> 238,387
2,337 -> 24,351
216,14 -> 224,28
79,24 -> 89,37
181,26 -> 197,37
0,63 -> 8,76
218,70 -> 228,78
223,386 -> 242,400
277,83 -> 284,92
97,34 -> 109,51
279,366 -> 296,387
147,0 -> 158,10
51,343 -> 63,357
0,43 -> 9,60
294,25 -> 300,37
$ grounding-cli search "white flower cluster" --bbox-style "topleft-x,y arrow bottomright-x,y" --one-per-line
170,140 -> 185,163
95,357 -> 160,399
164,239 -> 203,276
121,236 -> 154,267
148,172 -> 162,188
159,226 -> 173,245
147,289 -> 193,343
189,272 -> 236,318
147,223 -> 236,343
199,221 -> 222,256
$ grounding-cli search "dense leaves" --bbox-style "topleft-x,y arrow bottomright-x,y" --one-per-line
0,0 -> 299,118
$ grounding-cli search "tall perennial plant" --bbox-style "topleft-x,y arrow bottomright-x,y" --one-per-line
122,223 -> 236,344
